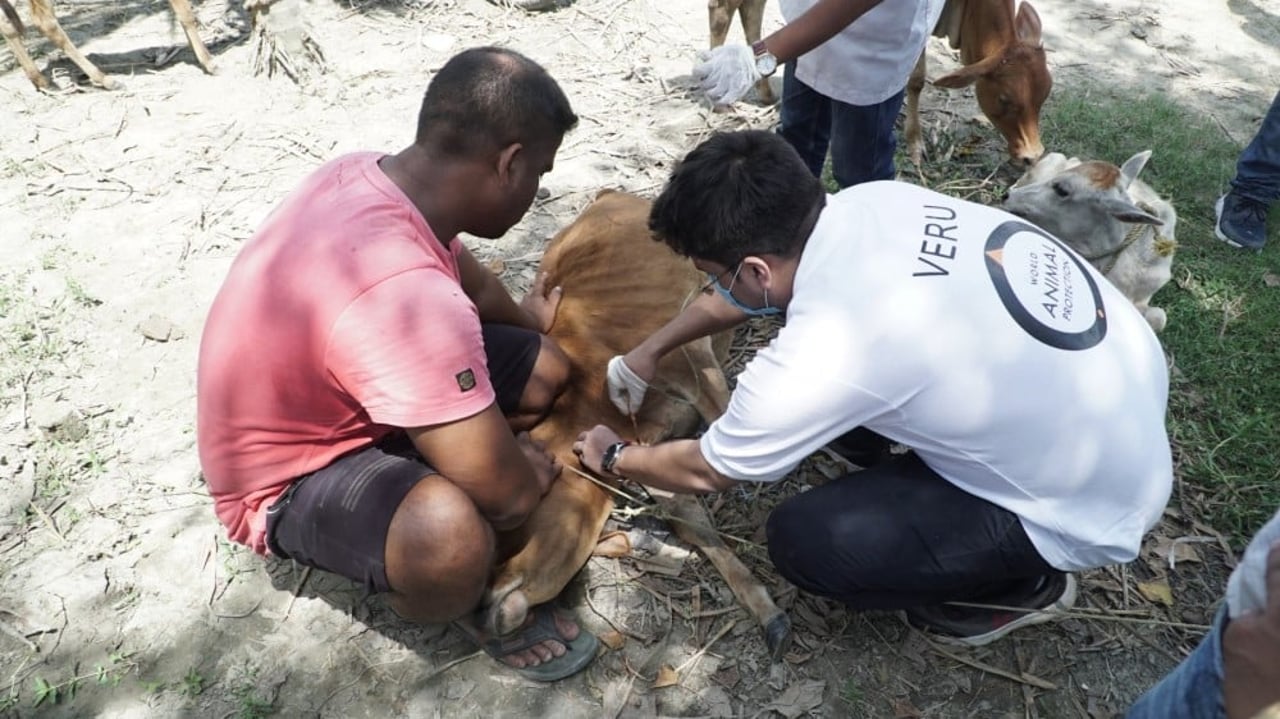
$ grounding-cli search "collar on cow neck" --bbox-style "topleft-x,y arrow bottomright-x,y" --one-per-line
1082,199 -> 1177,275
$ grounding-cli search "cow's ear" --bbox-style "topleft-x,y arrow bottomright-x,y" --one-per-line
933,53 -> 1002,89
1016,2 -> 1044,46
1102,197 -> 1163,226
1118,150 -> 1152,191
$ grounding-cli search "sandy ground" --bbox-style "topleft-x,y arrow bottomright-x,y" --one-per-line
1,0 -> 1279,717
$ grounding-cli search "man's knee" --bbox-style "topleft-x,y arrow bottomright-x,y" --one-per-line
766,496 -> 835,590
385,475 -> 495,622
766,491 -> 889,601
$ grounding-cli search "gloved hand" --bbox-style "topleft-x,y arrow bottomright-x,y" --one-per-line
606,355 -> 650,415
692,44 -> 760,106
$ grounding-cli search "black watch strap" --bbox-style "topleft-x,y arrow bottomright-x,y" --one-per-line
601,441 -> 631,476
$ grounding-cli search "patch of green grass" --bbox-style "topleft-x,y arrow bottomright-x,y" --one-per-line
839,678 -> 866,710
230,668 -> 276,719
1038,86 -> 1280,539
181,668 -> 206,698
17,651 -> 137,709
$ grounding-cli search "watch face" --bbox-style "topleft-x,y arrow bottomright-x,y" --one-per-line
602,442 -> 623,473
756,53 -> 777,77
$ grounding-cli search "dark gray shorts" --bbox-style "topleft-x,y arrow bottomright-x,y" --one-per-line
264,323 -> 541,594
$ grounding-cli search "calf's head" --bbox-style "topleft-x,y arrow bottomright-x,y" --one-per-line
1003,150 -> 1163,259
935,1 -> 1051,165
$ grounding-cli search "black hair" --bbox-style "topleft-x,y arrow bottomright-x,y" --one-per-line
415,46 -> 578,157
649,131 -> 824,266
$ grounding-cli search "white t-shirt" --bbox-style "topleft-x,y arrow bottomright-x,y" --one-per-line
779,0 -> 946,106
700,181 -> 1174,572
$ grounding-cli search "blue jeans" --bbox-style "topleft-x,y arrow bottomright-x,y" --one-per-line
1125,607 -> 1227,719
777,63 -> 905,190
1231,89 -> 1280,205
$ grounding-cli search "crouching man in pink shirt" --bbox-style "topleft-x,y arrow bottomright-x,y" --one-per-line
197,46 -> 597,681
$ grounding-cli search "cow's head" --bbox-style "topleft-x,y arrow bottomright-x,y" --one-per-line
1003,151 -> 1164,258
934,1 -> 1051,166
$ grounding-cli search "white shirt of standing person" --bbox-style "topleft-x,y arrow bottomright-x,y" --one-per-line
778,0 -> 946,106
699,181 -> 1173,574
1228,510 -> 1280,618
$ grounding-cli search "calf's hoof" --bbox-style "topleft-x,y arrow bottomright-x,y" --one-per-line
482,579 -> 531,637
1144,306 -> 1167,333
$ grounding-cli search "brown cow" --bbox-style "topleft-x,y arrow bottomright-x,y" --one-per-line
904,0 -> 1051,166
708,0 -> 775,105
483,189 -> 791,658
0,0 -> 214,90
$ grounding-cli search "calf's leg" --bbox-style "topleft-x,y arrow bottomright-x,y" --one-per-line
738,0 -> 775,104
28,0 -> 115,89
168,0 -> 216,74
903,51 -> 927,166
0,1 -> 50,90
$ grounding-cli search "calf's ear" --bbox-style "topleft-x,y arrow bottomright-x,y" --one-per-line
1102,196 -> 1163,226
1016,2 -> 1044,46
1118,150 -> 1153,191
933,53 -> 1003,88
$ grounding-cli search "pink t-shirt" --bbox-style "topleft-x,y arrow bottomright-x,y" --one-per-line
197,152 -> 496,555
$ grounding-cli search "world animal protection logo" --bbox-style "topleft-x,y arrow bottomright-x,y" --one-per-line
983,220 -> 1107,350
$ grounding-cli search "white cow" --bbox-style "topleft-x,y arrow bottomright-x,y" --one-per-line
1003,150 -> 1177,332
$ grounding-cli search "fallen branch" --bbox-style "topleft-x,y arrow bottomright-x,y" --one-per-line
925,639 -> 1057,690
281,566 -> 312,623
673,617 -> 737,675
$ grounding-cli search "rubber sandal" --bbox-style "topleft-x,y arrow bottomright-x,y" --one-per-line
454,604 -> 599,682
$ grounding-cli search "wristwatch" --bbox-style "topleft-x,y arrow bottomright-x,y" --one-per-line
752,40 -> 778,78
600,441 -> 632,477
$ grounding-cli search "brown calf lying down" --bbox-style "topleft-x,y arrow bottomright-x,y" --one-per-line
904,0 -> 1051,166
0,0 -> 214,90
486,189 -> 792,658
708,0 -> 775,105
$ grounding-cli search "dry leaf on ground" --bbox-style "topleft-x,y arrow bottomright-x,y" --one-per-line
761,679 -> 826,719
1137,580 -> 1175,607
652,665 -> 679,689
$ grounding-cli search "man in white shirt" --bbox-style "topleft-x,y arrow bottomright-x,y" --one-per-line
574,130 -> 1174,646
694,0 -> 943,188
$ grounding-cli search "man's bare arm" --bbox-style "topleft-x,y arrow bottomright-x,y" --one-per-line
625,289 -> 747,379
762,0 -> 886,63
574,425 -> 736,495
456,245 -> 559,332
407,403 -> 558,531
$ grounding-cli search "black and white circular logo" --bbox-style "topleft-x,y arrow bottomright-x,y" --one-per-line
984,220 -> 1107,350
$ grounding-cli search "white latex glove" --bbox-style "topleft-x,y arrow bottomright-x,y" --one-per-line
606,355 -> 649,415
692,44 -> 760,106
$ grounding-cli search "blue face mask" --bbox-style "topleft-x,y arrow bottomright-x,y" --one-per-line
707,263 -> 783,317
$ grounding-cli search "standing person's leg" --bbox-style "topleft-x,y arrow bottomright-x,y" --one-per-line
827,87 -> 907,189
766,452 -> 1073,646
778,63 -> 834,180
1216,89 -> 1280,250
